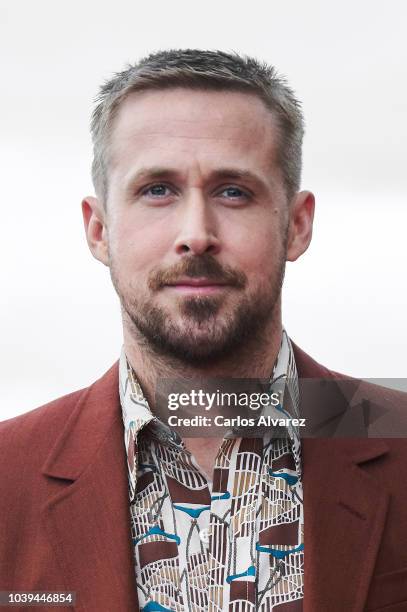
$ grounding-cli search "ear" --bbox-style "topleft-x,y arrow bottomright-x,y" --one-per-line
286,190 -> 315,261
81,196 -> 109,266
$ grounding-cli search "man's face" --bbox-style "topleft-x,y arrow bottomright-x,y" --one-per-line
85,89 -> 311,364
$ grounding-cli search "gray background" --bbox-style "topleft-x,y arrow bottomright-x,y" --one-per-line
1,0 -> 406,419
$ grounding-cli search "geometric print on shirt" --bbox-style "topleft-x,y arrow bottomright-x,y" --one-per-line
119,329 -> 304,611
208,435 -> 303,611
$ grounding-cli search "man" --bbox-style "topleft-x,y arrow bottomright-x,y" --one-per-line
1,50 -> 407,612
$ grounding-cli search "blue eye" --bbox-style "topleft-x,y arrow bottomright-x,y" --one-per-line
143,184 -> 172,198
219,186 -> 250,201
223,187 -> 243,197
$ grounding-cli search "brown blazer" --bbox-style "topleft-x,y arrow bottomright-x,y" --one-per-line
1,345 -> 407,612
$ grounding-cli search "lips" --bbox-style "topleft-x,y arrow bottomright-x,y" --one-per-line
148,256 -> 247,293
166,277 -> 227,287
164,277 -> 229,294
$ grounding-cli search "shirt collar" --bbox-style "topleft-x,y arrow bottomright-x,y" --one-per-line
119,349 -> 155,436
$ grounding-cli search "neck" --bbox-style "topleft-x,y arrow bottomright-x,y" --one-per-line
122,309 -> 283,410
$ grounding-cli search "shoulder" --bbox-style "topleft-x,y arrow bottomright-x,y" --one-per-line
0,386 -> 88,435
332,372 -> 407,409
291,340 -> 407,435
0,387 -> 89,464
292,339 -> 406,400
0,361 -> 120,467
332,373 -> 407,437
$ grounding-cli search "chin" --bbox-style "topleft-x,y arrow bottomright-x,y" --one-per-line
149,335 -> 240,365
142,314 -> 255,365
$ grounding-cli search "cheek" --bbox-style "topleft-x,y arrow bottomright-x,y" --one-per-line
226,225 -> 281,280
108,219 -> 172,279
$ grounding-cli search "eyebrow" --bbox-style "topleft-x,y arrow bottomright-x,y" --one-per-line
124,166 -> 268,190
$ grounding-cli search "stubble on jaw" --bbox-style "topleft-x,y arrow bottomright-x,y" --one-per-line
109,248 -> 287,367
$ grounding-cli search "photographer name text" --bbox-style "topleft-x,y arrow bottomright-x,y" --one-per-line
167,415 -> 306,428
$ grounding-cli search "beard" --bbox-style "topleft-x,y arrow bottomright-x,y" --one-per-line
110,249 -> 286,366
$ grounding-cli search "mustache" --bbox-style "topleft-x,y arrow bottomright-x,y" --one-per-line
148,254 -> 247,291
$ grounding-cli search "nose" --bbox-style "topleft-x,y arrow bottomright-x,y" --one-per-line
174,190 -> 221,256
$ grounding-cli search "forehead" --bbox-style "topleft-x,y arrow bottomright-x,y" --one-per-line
108,88 -> 280,181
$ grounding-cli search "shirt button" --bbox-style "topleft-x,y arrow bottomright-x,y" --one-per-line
199,528 -> 210,544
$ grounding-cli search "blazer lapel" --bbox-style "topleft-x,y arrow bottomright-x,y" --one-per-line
293,343 -> 390,612
41,363 -> 139,612
302,437 -> 389,612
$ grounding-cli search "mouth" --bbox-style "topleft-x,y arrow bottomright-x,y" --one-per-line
163,277 -> 230,295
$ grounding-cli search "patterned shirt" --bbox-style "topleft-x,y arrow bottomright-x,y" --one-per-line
119,330 -> 304,611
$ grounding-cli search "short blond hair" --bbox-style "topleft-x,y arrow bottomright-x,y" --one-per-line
91,49 -> 304,204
